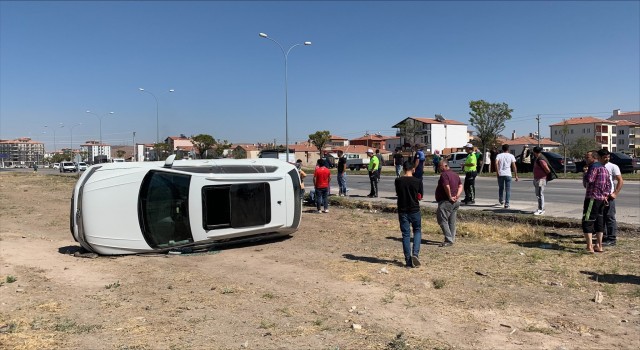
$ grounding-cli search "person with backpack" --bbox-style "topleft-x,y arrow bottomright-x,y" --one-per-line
532,147 -> 551,215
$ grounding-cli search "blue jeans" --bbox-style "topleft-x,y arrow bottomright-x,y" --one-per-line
395,165 -> 402,177
399,211 -> 422,265
498,176 -> 512,205
315,187 -> 329,211
337,172 -> 347,195
603,198 -> 617,241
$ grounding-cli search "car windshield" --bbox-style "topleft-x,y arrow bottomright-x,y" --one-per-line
139,170 -> 193,248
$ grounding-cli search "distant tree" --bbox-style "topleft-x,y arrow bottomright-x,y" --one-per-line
568,137 -> 598,159
397,119 -> 422,149
153,142 -> 172,161
211,139 -> 233,158
308,130 -> 331,153
232,148 -> 247,159
191,134 -> 216,159
116,150 -> 126,158
469,100 -> 513,173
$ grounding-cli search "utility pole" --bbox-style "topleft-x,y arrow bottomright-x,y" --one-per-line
133,132 -> 136,161
536,114 -> 541,147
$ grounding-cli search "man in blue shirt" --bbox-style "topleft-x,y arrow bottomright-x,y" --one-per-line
412,144 -> 426,180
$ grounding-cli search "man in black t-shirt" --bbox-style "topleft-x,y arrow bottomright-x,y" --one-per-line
393,148 -> 404,177
336,150 -> 347,196
394,161 -> 424,268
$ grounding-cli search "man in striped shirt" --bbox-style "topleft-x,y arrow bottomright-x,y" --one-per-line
582,151 -> 611,253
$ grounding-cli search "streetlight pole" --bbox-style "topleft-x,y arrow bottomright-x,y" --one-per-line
86,111 -> 115,156
259,32 -> 312,162
139,88 -> 174,144
132,131 -> 136,161
44,123 -> 64,154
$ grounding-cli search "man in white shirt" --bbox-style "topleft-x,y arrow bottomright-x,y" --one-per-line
597,149 -> 623,246
494,144 -> 519,208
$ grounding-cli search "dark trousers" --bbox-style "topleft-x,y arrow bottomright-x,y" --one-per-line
369,171 -> 378,197
603,198 -> 617,241
463,171 -> 477,202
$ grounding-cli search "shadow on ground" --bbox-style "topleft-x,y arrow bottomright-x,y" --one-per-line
509,240 -> 583,253
581,270 -> 640,285
342,253 -> 404,267
385,236 -> 441,246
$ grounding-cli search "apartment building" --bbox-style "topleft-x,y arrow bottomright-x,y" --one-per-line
391,116 -> 468,154
0,137 -> 45,167
614,120 -> 640,154
609,109 -> 640,124
80,140 -> 112,163
549,117 -> 617,152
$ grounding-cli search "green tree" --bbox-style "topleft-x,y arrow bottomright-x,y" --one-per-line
232,148 -> 247,159
469,100 -> 513,173
308,130 -> 331,154
190,134 -> 216,159
153,142 -> 172,161
211,139 -> 233,158
568,136 -> 598,159
116,150 -> 126,158
396,119 -> 422,149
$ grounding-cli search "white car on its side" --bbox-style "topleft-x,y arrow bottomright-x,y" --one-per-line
70,156 -> 302,255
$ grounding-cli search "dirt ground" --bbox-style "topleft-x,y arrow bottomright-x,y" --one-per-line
1,172 -> 639,350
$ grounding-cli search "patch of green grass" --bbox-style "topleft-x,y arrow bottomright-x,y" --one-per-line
387,332 -> 409,350
262,292 -> 275,299
276,307 -> 292,317
105,281 -> 120,289
524,326 -> 556,335
259,320 -> 275,329
54,318 -> 77,332
359,274 -> 372,283
432,278 -> 446,289
221,287 -> 235,294
381,290 -> 395,304
6,275 -> 17,283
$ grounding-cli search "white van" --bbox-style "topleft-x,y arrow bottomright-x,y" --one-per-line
448,152 -> 469,172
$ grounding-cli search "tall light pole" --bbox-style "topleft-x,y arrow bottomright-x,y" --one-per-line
132,131 -> 136,161
69,123 -> 82,159
139,88 -> 174,144
86,111 -> 115,156
44,123 -> 64,153
259,32 -> 312,162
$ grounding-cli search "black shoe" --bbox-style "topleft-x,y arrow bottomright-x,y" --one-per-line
602,240 -> 617,246
467,201 -> 475,205
440,241 -> 453,247
411,255 -> 421,267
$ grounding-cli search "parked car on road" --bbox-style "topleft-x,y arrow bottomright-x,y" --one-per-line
541,152 -> 576,173
633,157 -> 640,174
60,161 -> 77,173
53,163 -> 60,169
70,156 -> 302,255
609,152 -> 634,174
76,162 -> 88,171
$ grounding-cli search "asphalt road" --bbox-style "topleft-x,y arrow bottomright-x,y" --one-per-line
306,173 -> 640,226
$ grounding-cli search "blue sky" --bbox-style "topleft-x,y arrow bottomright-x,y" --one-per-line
1,1 -> 639,151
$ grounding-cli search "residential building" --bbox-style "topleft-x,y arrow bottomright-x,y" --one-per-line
500,134 -> 561,156
0,137 -> 45,167
327,135 -> 349,148
349,133 -> 395,150
609,109 -> 640,124
392,116 -> 468,154
549,116 -> 617,152
384,136 -> 401,151
614,120 -> 639,154
165,135 -> 195,152
81,140 -> 112,163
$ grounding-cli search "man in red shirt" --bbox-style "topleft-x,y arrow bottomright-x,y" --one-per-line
313,158 -> 331,213
435,159 -> 463,247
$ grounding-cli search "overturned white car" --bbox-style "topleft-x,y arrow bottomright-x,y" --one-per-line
70,156 -> 302,255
